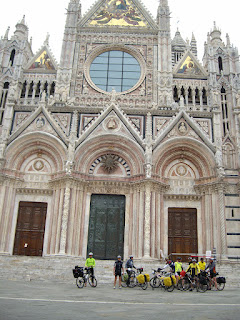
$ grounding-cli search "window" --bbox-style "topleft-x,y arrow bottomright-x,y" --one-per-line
0,82 -> 9,125
89,50 -> 141,93
221,87 -> 229,136
10,49 -> 16,66
218,57 -> 223,73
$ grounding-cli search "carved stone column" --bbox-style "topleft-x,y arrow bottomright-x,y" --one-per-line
218,184 -> 228,258
59,182 -> 71,254
144,182 -> 151,258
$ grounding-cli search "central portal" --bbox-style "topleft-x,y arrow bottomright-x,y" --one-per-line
87,194 -> 125,260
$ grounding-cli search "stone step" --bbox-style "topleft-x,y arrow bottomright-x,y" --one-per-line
0,255 -> 239,287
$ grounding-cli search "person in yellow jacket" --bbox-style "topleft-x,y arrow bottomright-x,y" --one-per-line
85,252 -> 95,286
198,258 -> 206,271
186,259 -> 200,291
174,257 -> 183,286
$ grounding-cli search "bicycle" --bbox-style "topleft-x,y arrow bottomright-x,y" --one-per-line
178,272 -> 207,293
122,268 -> 149,290
136,268 -> 149,290
205,272 -> 226,291
150,269 -> 175,292
72,266 -> 97,288
121,268 -> 137,288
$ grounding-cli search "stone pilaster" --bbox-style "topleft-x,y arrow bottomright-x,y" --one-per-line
144,182 -> 151,258
59,182 -> 71,254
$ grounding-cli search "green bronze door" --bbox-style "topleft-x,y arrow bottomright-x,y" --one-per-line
87,194 -> 125,260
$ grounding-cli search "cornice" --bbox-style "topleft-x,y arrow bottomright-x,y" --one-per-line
164,194 -> 202,201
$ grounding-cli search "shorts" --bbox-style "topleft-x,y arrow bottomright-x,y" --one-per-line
175,272 -> 181,277
115,270 -> 121,277
210,272 -> 217,278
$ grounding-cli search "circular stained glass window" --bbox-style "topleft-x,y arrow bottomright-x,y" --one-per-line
89,50 -> 141,93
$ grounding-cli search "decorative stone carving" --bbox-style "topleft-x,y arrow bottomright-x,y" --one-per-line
36,117 -> 46,128
178,121 -> 188,135
101,154 -> 119,174
33,160 -> 44,171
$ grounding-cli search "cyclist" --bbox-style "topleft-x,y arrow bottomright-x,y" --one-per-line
85,252 -> 95,286
205,257 -> 217,289
198,257 -> 206,271
174,257 -> 183,286
125,255 -> 136,287
186,258 -> 200,291
113,255 -> 124,289
163,259 -> 175,273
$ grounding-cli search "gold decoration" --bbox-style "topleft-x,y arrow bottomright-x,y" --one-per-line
90,0 -> 147,27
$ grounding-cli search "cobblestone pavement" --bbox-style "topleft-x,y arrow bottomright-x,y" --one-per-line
0,280 -> 240,320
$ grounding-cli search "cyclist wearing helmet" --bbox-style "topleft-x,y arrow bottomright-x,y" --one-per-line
186,258 -> 200,291
113,255 -> 124,289
174,257 -> 183,285
85,252 -> 95,286
206,258 -> 217,289
125,255 -> 136,286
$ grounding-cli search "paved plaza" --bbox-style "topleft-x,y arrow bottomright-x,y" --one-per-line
0,279 -> 240,320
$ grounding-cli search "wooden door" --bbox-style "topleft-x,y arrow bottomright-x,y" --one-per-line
87,194 -> 125,260
168,208 -> 198,262
13,202 -> 47,256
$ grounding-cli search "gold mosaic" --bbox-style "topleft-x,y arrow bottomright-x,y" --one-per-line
90,0 -> 147,27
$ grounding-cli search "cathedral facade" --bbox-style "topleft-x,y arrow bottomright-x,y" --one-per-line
0,0 -> 240,262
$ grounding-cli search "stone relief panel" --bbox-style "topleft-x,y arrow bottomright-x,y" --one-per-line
164,160 -> 198,195
195,118 -> 212,141
20,114 -> 60,139
20,153 -> 53,184
128,115 -> 144,136
162,119 -> 202,144
79,114 -> 98,134
52,113 -> 72,136
11,112 -> 31,133
153,117 -> 171,138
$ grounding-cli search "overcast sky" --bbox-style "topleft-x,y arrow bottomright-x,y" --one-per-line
0,0 -> 239,63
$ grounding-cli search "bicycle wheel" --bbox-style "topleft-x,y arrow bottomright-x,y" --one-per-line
129,274 -> 137,287
178,278 -> 190,291
121,275 -> 128,287
150,276 -> 161,288
76,277 -> 84,288
88,276 -> 97,287
140,282 -> 148,290
166,284 -> 175,292
197,283 -> 208,293
217,282 -> 225,291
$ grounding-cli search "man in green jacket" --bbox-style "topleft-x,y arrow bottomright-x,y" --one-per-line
85,252 -> 95,286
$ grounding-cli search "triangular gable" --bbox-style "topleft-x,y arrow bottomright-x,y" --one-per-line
76,101 -> 144,148
80,0 -> 158,30
222,133 -> 236,148
173,50 -> 208,79
8,104 -> 68,146
153,109 -> 215,153
25,45 -> 57,73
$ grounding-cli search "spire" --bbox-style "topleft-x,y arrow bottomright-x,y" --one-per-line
191,33 -> 198,56
4,27 -> 10,40
14,15 -> 28,40
226,33 -> 231,47
157,0 -> 170,33
210,21 -> 222,47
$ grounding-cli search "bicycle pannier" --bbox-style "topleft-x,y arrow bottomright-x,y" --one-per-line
217,277 -> 226,284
